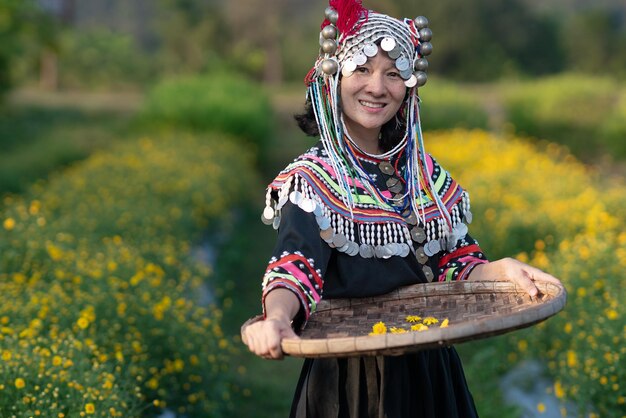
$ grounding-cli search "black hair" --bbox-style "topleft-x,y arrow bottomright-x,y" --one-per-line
294,97 -> 407,153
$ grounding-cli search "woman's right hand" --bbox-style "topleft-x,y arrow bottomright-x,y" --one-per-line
243,315 -> 299,360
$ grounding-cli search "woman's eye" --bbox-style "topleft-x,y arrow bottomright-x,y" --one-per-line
387,71 -> 400,78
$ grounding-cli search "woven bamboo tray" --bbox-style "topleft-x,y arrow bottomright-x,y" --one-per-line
242,279 -> 566,358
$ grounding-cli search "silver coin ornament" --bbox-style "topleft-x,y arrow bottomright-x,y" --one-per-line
415,71 -> 428,87
363,43 -> 378,57
343,59 -> 357,73
353,52 -> 367,66
272,216 -> 281,230
321,39 -> 337,55
321,59 -> 339,75
320,228 -> 334,242
418,28 -> 433,42
400,68 -> 413,81
399,243 -> 411,258
405,74 -> 418,88
316,216 -> 331,230
379,161 -> 395,175
263,206 -> 274,220
289,190 -> 303,205
395,56 -> 410,71
424,239 -> 441,256
420,42 -> 433,56
410,226 -> 427,243
414,58 -> 429,71
347,242 -> 360,256
405,212 -> 418,226
388,46 -> 402,59
422,265 -> 434,282
416,246 -> 429,264
414,16 -> 429,30
381,37 -> 396,52
465,211 -> 473,224
332,233 -> 348,248
261,213 -> 273,226
299,198 -> 316,213
322,25 -> 337,40
359,244 -> 375,258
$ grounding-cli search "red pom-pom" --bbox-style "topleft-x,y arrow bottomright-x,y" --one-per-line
321,0 -> 368,39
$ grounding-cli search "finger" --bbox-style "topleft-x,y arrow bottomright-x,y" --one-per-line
518,270 -> 539,297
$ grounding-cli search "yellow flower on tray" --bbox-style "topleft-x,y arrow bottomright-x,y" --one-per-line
390,327 -> 408,334
423,317 -> 439,325
440,318 -> 449,328
369,321 -> 387,335
405,315 -> 422,323
411,323 -> 429,332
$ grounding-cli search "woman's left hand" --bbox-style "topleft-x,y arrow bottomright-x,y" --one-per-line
468,257 -> 562,297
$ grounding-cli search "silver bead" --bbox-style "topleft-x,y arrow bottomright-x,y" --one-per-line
321,25 -> 337,40
328,10 -> 339,24
415,71 -> 428,87
419,28 -> 433,42
324,6 -> 334,19
414,16 -> 429,29
321,39 -> 337,54
321,59 -> 339,75
420,42 -> 433,56
414,58 -> 429,71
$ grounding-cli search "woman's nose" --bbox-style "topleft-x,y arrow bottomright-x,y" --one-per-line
365,73 -> 386,96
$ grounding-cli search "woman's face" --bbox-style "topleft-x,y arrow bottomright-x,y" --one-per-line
340,52 -> 406,141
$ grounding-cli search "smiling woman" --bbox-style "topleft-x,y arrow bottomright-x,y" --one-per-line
242,1 -> 563,417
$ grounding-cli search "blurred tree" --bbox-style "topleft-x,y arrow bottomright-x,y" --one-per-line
0,0 -> 58,98
393,0 -> 563,80
153,0 -> 230,75
561,9 -> 626,76
225,0 -> 291,84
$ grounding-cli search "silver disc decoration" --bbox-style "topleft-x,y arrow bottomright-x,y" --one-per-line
359,244 -> 375,258
381,37 -> 396,52
363,43 -> 378,57
353,52 -> 367,66
414,58 -> 429,71
416,246 -> 429,264
422,265 -> 435,282
405,75 -> 418,88
379,161 -> 395,175
388,46 -> 402,59
395,56 -> 410,71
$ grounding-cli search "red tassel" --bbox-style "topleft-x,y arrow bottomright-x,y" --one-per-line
321,0 -> 368,39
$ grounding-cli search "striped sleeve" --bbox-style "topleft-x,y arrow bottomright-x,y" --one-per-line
437,235 -> 488,282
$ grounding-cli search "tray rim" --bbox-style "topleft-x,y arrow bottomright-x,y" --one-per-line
242,279 -> 567,358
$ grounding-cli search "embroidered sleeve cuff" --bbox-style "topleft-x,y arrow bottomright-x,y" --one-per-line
261,252 -> 324,322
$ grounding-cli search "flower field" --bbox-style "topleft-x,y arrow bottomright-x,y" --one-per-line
429,130 -> 626,417
0,133 -> 255,417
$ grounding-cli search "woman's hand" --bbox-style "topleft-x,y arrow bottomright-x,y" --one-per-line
243,315 -> 299,360
242,288 -> 301,360
468,257 -> 562,297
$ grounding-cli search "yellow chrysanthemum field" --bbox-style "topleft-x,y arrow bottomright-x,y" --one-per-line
0,134 -> 255,416
0,128 -> 624,416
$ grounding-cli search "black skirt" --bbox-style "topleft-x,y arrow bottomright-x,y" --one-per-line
290,347 -> 478,418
